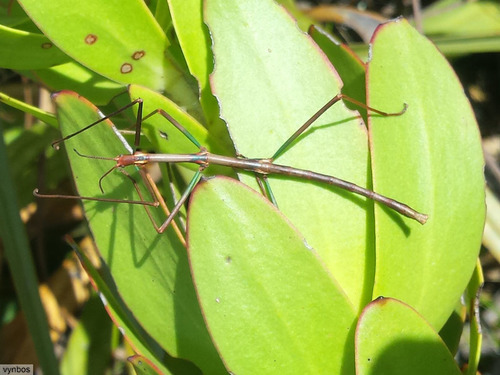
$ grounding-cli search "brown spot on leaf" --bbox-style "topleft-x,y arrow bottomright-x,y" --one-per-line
132,50 -> 145,60
85,34 -> 98,45
375,296 -> 388,305
120,63 -> 133,74
41,42 -> 53,49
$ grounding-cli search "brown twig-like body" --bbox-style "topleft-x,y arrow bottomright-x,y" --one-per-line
36,93 -> 428,233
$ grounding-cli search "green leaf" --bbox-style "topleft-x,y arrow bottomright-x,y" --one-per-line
18,0 -> 169,90
355,297 -> 461,375
0,24 -> 69,69
0,91 -> 57,126
463,260 -> 483,375
422,0 -> 500,37
368,18 -> 485,330
206,0 -> 375,313
167,0 -> 230,140
429,34 -> 500,56
438,301 -> 465,355
421,1 -> 500,55
308,25 -> 367,117
18,0 -> 199,112
54,91 -> 226,374
31,61 -> 125,106
166,0 -> 210,99
129,353 -> 199,375
275,0 -> 316,31
187,176 -> 356,374
149,0 -> 173,36
128,355 -> 164,375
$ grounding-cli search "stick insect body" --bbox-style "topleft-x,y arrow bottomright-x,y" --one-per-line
35,93 -> 428,234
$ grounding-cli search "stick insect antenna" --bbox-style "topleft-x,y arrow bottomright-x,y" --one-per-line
73,148 -> 118,162
72,148 -> 119,194
73,148 -> 121,194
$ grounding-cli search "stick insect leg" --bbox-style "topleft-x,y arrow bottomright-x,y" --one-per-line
161,163 -> 188,228
137,108 -> 206,233
117,169 -> 165,234
261,93 -> 409,214
256,175 -> 278,207
47,97 -> 205,235
138,168 -> 186,245
115,167 -> 187,243
52,98 -> 144,150
157,169 -> 203,233
262,94 -> 345,206
142,108 -> 202,149
33,188 -> 159,206
271,93 -> 407,161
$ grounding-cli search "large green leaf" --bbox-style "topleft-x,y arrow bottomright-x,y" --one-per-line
355,298 -> 461,375
368,19 -> 485,330
18,0 -> 199,112
30,61 -> 125,106
18,0 -> 167,90
206,0 -> 375,313
167,0 -> 230,140
54,92 -> 225,374
0,24 -> 69,69
187,176 -> 356,375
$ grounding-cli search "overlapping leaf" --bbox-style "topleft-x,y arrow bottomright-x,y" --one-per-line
206,0 -> 375,313
356,298 -> 461,375
368,19 -> 485,330
54,92 -> 225,374
18,0 -> 199,112
188,177 -> 356,374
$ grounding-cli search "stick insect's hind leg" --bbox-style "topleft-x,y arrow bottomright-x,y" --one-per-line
256,175 -> 279,208
260,94 -> 346,207
116,167 -> 187,245
136,107 -> 206,234
138,168 -> 186,246
162,163 -> 188,229
156,169 -> 204,234
270,93 -> 407,161
114,167 -> 162,229
236,151 -> 280,208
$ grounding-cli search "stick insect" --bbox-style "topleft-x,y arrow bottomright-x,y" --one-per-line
34,93 -> 428,234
